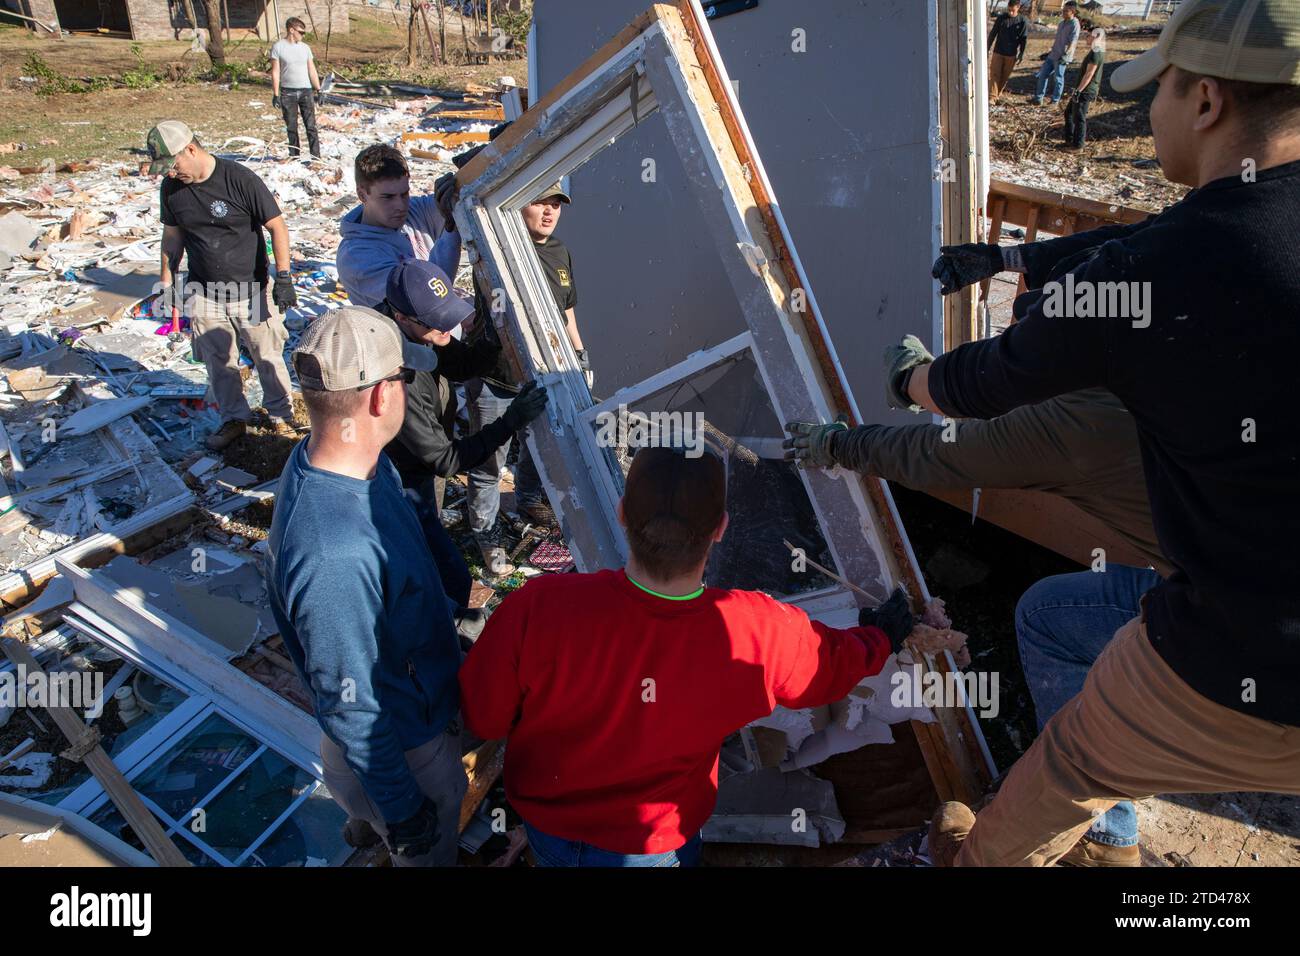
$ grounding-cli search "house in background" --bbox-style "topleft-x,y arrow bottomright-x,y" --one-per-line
7,0 -> 350,41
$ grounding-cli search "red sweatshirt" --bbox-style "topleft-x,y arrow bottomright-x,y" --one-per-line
458,568 -> 891,855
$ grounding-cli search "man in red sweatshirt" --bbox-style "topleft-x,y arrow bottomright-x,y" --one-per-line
458,446 -> 907,866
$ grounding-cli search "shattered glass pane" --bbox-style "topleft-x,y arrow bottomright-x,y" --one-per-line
590,349 -> 838,596
198,749 -> 315,861
129,712 -> 259,826
241,785 -> 350,867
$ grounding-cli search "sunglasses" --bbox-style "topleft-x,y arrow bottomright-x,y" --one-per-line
356,368 -> 416,391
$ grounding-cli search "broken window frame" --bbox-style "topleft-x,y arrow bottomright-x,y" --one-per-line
454,1 -> 905,619
31,557 -> 345,866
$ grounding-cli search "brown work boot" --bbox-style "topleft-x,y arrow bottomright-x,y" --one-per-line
268,417 -> 302,440
928,801 -> 976,867
205,420 -> 247,451
1058,836 -> 1140,867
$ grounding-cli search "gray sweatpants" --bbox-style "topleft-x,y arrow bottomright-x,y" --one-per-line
320,724 -> 467,867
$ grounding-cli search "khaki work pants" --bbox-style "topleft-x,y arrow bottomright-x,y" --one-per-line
956,617 -> 1300,865
990,53 -> 1017,99
320,725 -> 468,867
189,285 -> 293,423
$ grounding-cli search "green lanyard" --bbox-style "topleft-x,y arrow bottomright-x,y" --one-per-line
626,573 -> 704,601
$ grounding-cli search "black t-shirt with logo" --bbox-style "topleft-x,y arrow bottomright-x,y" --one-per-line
160,157 -> 281,285
533,236 -> 577,312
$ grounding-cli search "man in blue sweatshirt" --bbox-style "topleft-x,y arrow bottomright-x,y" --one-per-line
336,144 -> 461,308
266,306 -> 466,866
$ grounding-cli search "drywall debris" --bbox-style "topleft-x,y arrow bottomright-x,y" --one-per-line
58,397 -> 152,438
0,213 -> 39,258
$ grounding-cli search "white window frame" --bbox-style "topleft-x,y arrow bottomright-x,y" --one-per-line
453,1 -> 902,617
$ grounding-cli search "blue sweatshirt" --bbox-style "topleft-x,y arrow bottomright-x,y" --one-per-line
336,195 -> 462,308
266,440 -> 462,821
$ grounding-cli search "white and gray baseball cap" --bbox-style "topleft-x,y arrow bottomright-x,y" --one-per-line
293,306 -> 437,391
1111,0 -> 1300,92
145,120 -> 199,175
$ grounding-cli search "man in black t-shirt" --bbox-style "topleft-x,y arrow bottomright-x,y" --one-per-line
149,120 -> 298,451
466,183 -> 586,572
987,0 -> 1028,101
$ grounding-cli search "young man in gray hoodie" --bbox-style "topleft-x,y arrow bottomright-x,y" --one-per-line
1032,1 -> 1081,106
336,144 -> 461,308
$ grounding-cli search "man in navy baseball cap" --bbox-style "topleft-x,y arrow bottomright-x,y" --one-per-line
384,258 -> 476,344
379,258 -> 549,593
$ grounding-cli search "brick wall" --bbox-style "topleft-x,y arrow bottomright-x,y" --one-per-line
19,0 -> 61,37
125,0 -> 350,41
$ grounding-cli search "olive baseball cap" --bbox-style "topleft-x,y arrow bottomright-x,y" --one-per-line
1111,0 -> 1300,92
533,182 -> 571,204
292,306 -> 437,391
145,120 -> 198,175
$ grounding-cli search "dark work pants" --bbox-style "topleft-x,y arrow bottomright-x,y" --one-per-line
280,88 -> 320,158
1064,91 -> 1094,147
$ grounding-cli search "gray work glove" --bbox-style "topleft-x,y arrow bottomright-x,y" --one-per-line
502,380 -> 549,431
155,283 -> 184,316
858,587 -> 915,655
782,421 -> 848,469
931,242 -> 1005,295
883,334 -> 934,413
272,94 -> 282,109
386,797 -> 439,861
315,90 -> 325,106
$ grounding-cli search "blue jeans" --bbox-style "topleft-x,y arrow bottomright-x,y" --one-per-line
1014,565 -> 1162,848
1034,56 -> 1069,102
525,822 -> 702,867
465,380 -> 542,533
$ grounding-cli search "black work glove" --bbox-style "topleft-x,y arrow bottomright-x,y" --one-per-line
272,272 -> 297,312
882,334 -> 934,412
272,94 -> 282,109
315,90 -> 325,105
455,606 -> 488,647
450,121 -> 512,170
858,587 -> 915,655
502,380 -> 549,431
782,421 -> 847,469
575,348 -> 594,389
386,797 -> 440,861
155,283 -> 183,315
931,242 -> 1005,296
434,171 -> 457,231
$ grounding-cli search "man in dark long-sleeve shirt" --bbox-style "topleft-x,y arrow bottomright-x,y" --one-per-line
988,0 -> 1028,100
379,260 -> 549,608
914,0 -> 1300,866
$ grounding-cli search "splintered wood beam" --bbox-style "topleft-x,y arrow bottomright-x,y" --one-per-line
401,130 -> 491,148
459,738 -> 505,833
1,637 -> 190,867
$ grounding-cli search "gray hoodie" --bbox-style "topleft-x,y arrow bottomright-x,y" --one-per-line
336,195 -> 462,308
1049,17 -> 1081,65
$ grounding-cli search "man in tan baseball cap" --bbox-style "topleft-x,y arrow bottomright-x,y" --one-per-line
912,0 -> 1300,867
266,306 -> 467,866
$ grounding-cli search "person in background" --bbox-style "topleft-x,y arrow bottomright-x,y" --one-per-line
1064,28 -> 1107,149
150,120 -> 298,451
270,18 -> 323,160
337,144 -> 461,309
1032,1 -> 1081,106
465,184 -> 586,573
988,0 -> 1029,102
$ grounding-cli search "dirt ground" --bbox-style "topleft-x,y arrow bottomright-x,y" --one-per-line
988,18 -> 1186,211
0,11 -> 519,173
